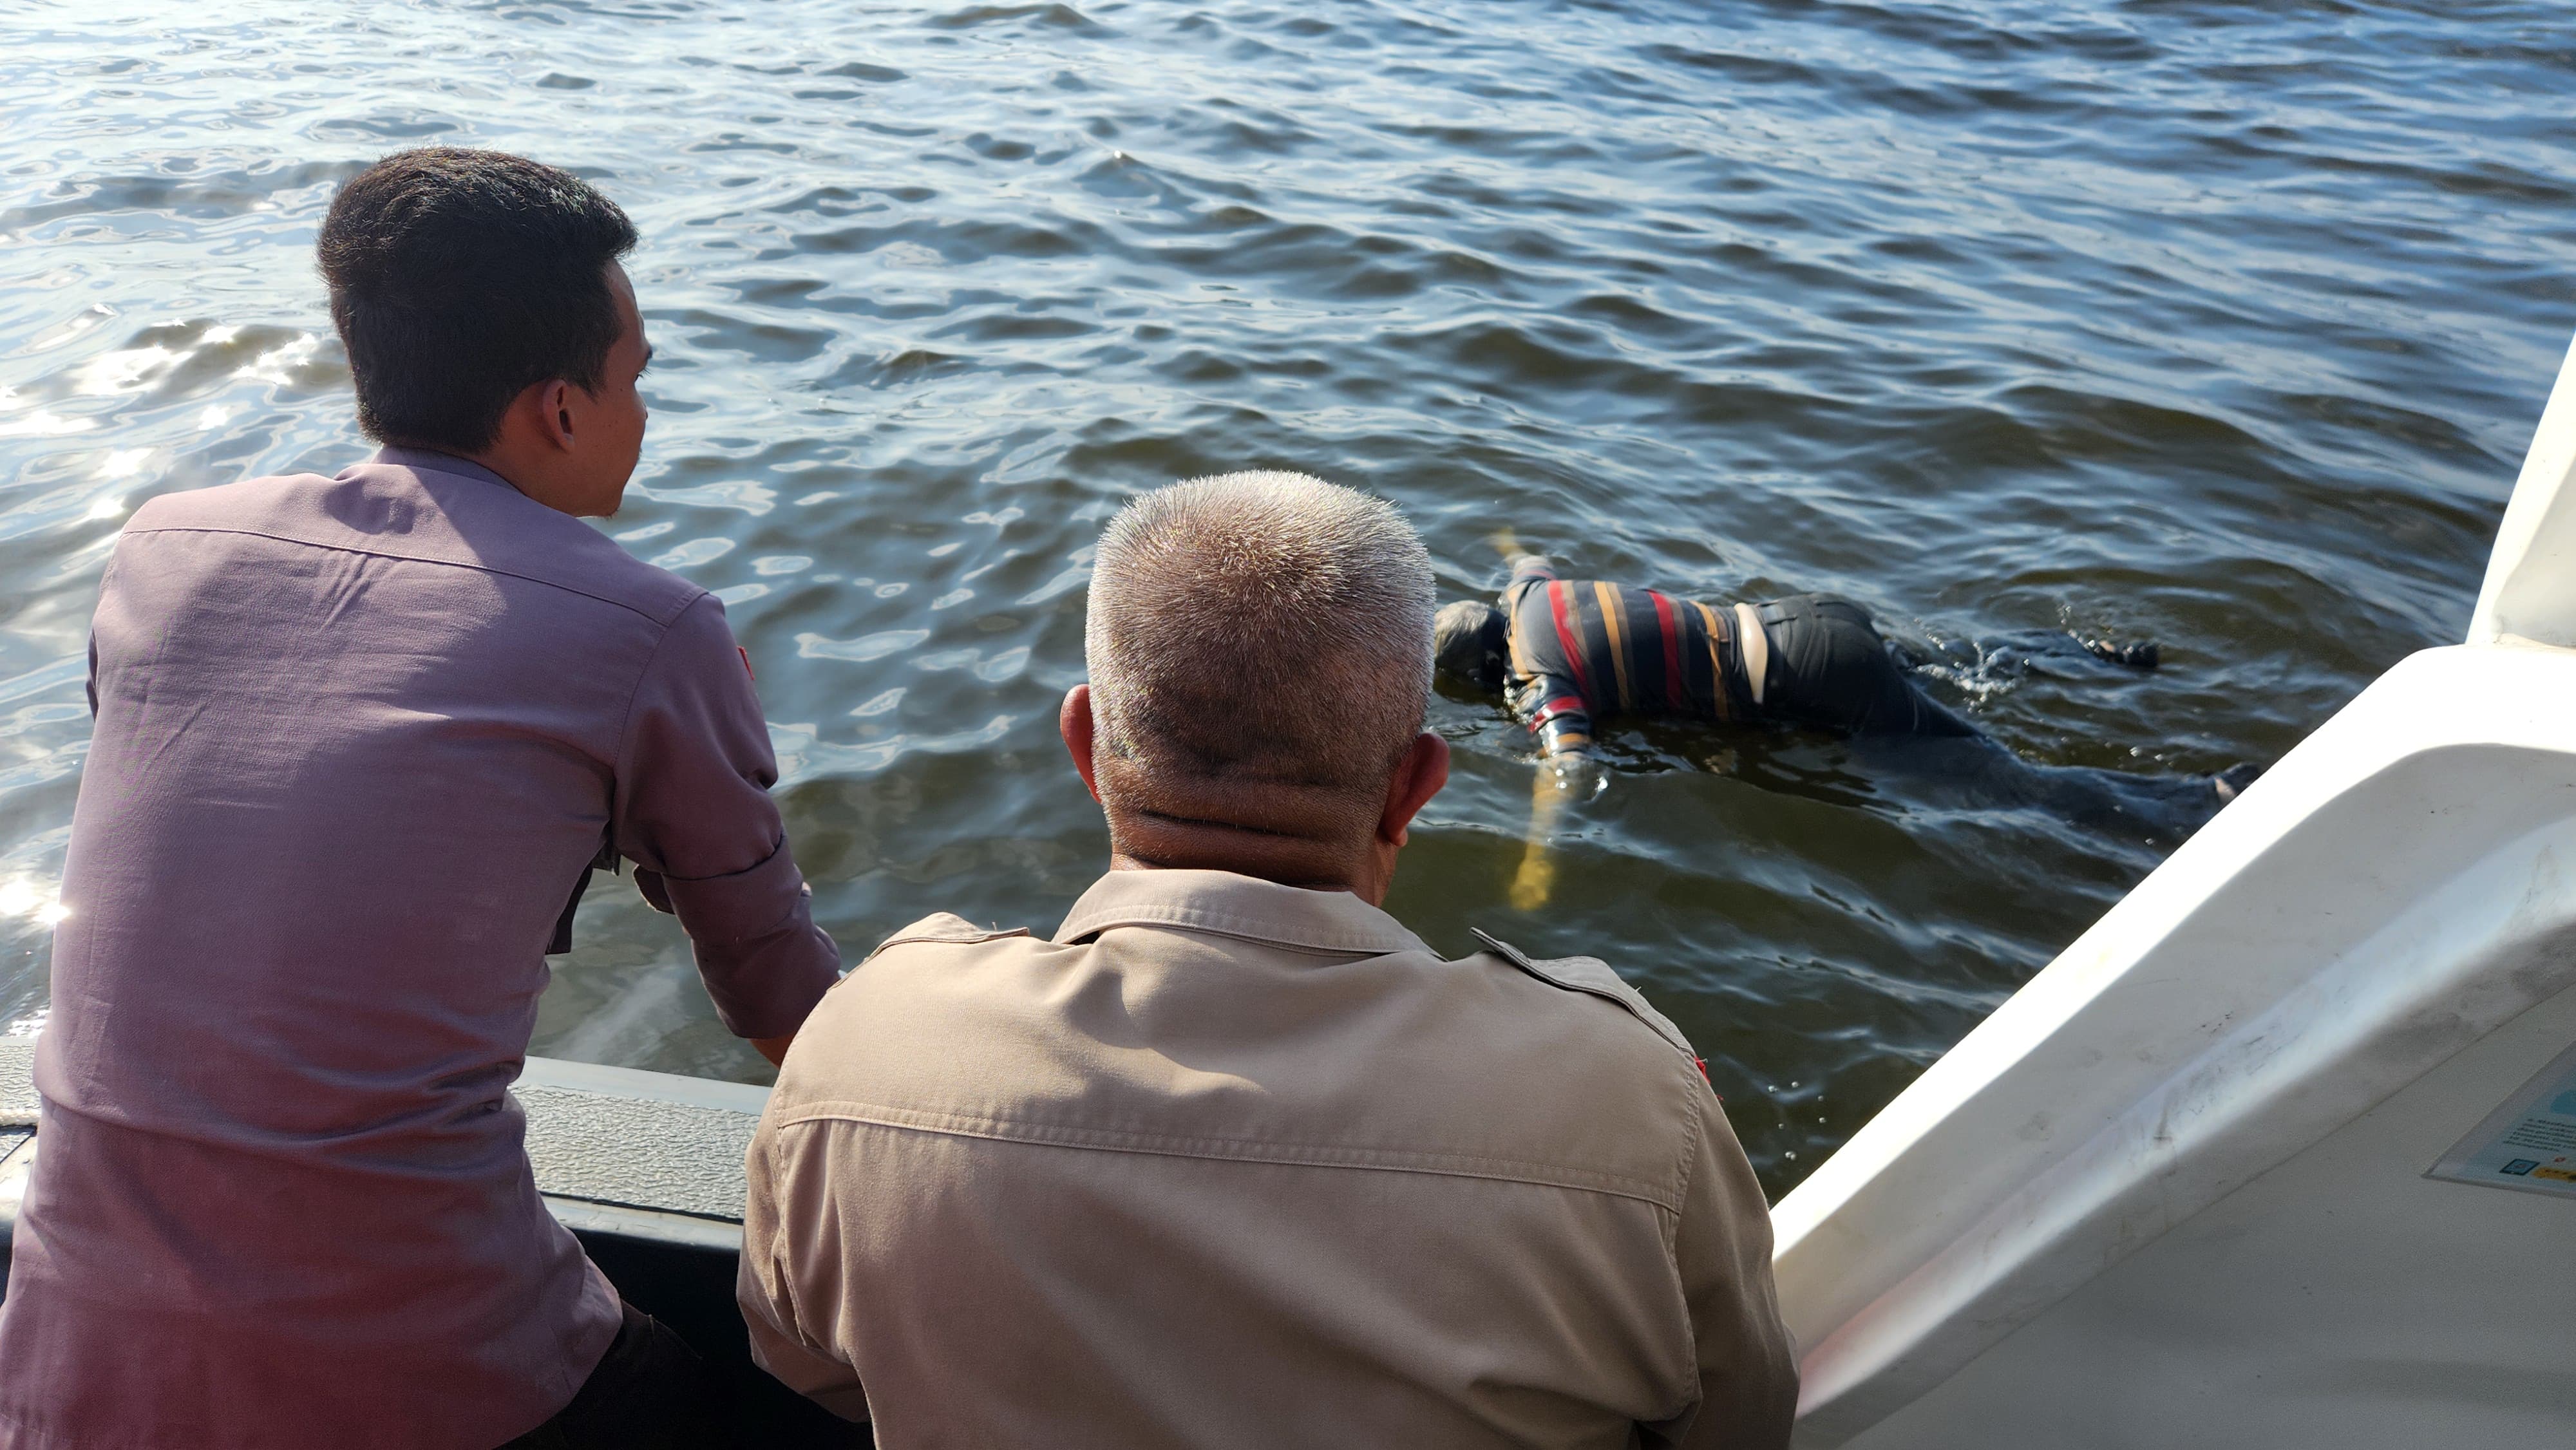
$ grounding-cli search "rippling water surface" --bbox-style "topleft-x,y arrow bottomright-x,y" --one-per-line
3,0 -> 2571,1196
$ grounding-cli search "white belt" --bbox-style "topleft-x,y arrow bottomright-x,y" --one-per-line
1734,602 -> 1768,706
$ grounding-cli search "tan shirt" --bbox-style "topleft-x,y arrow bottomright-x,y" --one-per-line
738,869 -> 1797,1449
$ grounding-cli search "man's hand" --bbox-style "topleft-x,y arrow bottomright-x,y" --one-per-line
752,1033 -> 795,1069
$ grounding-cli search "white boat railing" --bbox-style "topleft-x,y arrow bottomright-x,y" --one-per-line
1771,330 -> 2576,1446
2471,332 -> 2576,648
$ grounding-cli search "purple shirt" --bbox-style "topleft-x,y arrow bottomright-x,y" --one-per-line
0,449 -> 840,1450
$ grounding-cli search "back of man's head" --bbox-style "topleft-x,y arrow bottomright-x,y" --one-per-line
1084,472 -> 1435,866
318,147 -> 636,455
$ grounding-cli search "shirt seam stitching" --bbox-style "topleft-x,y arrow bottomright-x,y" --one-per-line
1637,1064 -> 1708,1432
1085,922 -> 1406,958
1671,1066 -> 1706,1382
1673,1061 -> 1703,1255
865,927 -> 1030,959
121,522 -> 701,626
1056,906 -> 1422,956
756,1131 -> 839,1370
607,602 -> 689,859
1477,936 -> 1698,1060
772,1101 -> 1685,1210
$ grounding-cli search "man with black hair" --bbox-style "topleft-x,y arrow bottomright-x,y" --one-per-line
0,149 -> 838,1449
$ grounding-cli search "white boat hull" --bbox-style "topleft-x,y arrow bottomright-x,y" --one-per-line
1776,334 -> 2576,1446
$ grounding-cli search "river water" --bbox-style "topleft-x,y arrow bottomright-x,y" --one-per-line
2,0 -> 2570,1199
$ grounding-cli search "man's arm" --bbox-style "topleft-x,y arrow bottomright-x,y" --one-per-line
1496,551 -> 1594,764
737,1119 -> 873,1422
1506,671 -> 1598,910
1496,549 -> 1607,909
614,593 -> 840,1044
1647,1089 -> 1800,1449
1508,746 -> 1598,911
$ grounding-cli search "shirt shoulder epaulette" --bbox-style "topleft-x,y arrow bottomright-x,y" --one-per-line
864,913 -> 1034,962
1471,928 -> 1698,1062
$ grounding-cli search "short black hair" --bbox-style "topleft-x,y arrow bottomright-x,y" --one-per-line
318,148 -> 638,453
1434,599 -> 1509,693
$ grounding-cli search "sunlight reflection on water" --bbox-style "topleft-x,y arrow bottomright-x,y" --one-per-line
2,0 -> 2571,1193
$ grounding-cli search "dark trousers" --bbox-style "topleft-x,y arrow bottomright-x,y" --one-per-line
500,1302 -> 724,1450
1756,594 -> 1980,738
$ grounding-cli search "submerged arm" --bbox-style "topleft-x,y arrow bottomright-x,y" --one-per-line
1497,551 -> 1594,909
1508,692 -> 1599,911
1510,754 -> 1596,911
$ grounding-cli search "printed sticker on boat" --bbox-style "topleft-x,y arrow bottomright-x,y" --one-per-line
2425,1037 -> 2576,1201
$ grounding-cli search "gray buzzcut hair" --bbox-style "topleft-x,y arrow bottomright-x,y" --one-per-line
1085,471 -> 1434,792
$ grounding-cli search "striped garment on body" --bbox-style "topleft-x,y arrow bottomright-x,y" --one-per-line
1500,555 -> 1747,757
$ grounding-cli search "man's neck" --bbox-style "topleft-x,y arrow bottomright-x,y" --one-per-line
1101,816 -> 1403,905
1103,843 -> 1368,899
1097,834 -> 1370,891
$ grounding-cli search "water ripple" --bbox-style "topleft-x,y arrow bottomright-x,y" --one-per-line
1,0 -> 2571,1187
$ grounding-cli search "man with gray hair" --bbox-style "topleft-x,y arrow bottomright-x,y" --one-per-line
737,472 -> 1798,1447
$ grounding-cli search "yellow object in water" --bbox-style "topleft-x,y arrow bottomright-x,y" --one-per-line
1510,762 -> 1580,909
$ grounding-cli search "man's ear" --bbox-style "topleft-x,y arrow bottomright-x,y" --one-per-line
540,379 -> 578,452
1060,684 -> 1102,802
495,378 -> 580,458
1377,731 -> 1451,847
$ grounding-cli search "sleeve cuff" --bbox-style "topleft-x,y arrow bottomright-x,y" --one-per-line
656,840 -> 842,1039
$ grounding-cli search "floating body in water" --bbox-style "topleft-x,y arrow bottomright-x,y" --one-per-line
1434,550 -> 2256,907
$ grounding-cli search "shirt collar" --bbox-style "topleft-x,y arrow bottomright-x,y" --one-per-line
363,446 -> 520,494
1053,869 -> 1431,958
